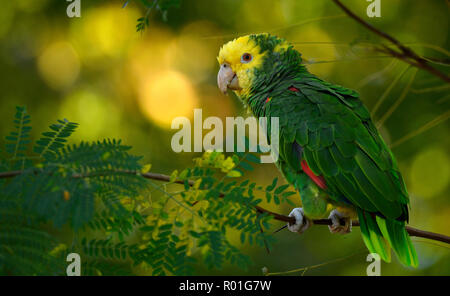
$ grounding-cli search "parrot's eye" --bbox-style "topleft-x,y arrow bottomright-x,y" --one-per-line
241,53 -> 252,63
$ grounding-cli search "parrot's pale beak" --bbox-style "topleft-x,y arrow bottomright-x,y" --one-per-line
217,63 -> 241,95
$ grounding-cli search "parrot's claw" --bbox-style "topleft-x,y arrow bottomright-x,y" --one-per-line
328,209 -> 352,234
287,208 -> 311,234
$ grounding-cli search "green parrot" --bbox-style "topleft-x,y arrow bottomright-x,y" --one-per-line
217,34 -> 418,267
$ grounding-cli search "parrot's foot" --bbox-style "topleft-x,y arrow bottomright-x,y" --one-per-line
328,209 -> 352,234
287,208 -> 311,234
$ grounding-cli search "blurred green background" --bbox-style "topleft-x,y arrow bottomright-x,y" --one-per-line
0,0 -> 448,275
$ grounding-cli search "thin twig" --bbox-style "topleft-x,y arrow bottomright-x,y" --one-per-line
390,109 -> 450,148
370,64 -> 410,117
376,68 -> 418,128
332,0 -> 450,83
264,249 -> 366,276
1,169 -> 449,244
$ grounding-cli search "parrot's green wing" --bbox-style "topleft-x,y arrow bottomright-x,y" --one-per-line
299,77 -> 409,213
265,75 -> 418,267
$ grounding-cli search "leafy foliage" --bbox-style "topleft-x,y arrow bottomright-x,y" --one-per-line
4,106 -> 32,170
33,119 -> 78,158
0,106 -> 296,275
0,226 -> 63,275
123,0 -> 182,32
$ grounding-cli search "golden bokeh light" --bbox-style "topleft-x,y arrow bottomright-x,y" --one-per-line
59,89 -> 122,141
138,70 -> 198,129
126,28 -> 174,83
37,41 -> 80,90
70,4 -> 140,62
167,21 -> 221,84
409,145 -> 449,199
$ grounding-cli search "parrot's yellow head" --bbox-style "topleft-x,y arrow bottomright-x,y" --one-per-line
217,34 -> 298,98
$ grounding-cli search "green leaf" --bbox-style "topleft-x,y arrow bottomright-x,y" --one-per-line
158,0 -> 181,10
227,170 -> 242,178
274,184 -> 289,194
141,164 -> 152,173
238,161 -> 253,171
265,191 -> 272,203
266,178 -> 278,191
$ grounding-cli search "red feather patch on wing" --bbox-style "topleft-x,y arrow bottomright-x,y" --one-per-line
301,160 -> 327,189
289,86 -> 300,92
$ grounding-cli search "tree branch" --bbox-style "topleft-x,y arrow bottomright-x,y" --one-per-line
1,169 -> 449,244
332,0 -> 450,83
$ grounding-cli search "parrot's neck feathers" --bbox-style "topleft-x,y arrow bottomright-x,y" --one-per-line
242,62 -> 309,117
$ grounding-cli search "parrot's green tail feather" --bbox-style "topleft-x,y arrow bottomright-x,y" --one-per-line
357,209 -> 391,263
376,216 -> 418,268
357,209 -> 418,267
